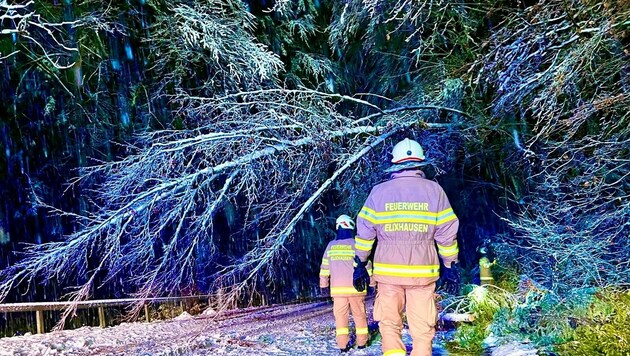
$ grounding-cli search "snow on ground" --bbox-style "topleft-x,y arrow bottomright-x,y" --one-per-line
0,298 -> 529,356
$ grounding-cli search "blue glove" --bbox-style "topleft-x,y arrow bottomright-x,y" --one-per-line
442,263 -> 460,294
353,256 -> 370,292
321,287 -> 330,296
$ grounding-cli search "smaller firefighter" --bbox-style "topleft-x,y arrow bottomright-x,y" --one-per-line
320,214 -> 373,352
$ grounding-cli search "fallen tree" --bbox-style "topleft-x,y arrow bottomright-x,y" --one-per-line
0,86 -> 468,327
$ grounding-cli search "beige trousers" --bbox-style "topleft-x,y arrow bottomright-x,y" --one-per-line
374,283 -> 437,356
332,296 -> 369,349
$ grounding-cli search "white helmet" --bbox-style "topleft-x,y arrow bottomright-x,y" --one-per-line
335,214 -> 355,230
391,138 -> 425,163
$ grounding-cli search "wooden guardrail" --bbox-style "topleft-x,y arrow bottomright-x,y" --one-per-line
0,295 -> 210,334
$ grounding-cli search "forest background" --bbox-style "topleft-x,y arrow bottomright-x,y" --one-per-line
0,0 -> 628,353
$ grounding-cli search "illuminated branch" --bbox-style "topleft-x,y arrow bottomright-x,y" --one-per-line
0,85 -> 468,323
0,1 -> 79,66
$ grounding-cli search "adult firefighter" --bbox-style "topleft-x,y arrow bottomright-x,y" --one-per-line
319,214 -> 372,352
352,138 -> 460,356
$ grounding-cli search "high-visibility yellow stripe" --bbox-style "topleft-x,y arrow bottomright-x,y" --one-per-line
373,263 -> 439,277
327,250 -> 355,257
437,242 -> 458,251
359,206 -> 447,226
376,217 -> 437,225
384,349 -> 406,356
355,237 -> 374,251
354,244 -> 372,251
358,212 -> 379,224
360,213 -> 435,225
361,206 -> 457,227
322,258 -> 329,265
437,207 -> 453,216
328,249 -> 355,253
356,327 -> 369,335
319,270 -> 330,276
436,208 -> 457,225
336,327 -> 349,335
328,252 -> 355,256
440,249 -> 458,257
355,237 -> 374,246
480,276 -> 494,280
361,207 -> 438,220
331,287 -> 366,295
437,215 -> 457,225
382,210 -> 439,218
437,242 -> 459,256
361,206 -> 377,213
366,206 -> 439,218
375,210 -> 437,220
360,206 -> 379,216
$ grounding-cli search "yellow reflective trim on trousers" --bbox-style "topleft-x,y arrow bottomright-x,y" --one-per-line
356,327 -> 369,335
373,263 -> 439,277
331,287 -> 366,295
384,349 -> 406,356
319,270 -> 330,276
336,327 -> 349,335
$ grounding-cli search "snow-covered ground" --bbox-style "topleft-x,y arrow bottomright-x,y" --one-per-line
0,299 -> 534,356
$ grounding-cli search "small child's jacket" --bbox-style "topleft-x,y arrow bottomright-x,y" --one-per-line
319,230 -> 373,297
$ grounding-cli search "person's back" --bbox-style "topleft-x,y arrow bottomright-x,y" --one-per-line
319,215 -> 371,352
362,170 -> 458,286
353,138 -> 460,356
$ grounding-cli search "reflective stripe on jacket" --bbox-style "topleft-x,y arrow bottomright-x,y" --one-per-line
355,170 -> 459,286
320,239 -> 373,297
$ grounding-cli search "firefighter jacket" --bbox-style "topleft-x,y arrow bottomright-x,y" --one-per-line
320,232 -> 373,297
355,170 -> 459,286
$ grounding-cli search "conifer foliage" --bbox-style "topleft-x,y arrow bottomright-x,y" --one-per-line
0,0 -> 628,334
